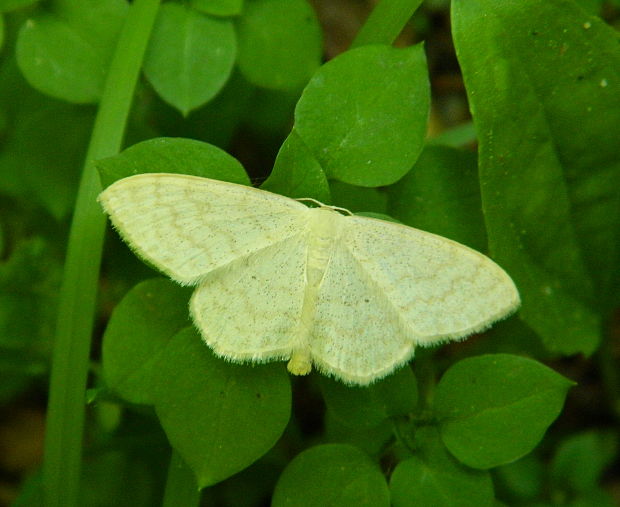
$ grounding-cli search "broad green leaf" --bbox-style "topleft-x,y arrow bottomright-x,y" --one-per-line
0,53 -> 50,126
0,238 -> 58,401
0,0 -> 39,12
494,455 -> 544,503
236,0 -> 321,90
153,327 -> 291,488
272,444 -> 390,507
218,459 -> 282,507
191,0 -> 243,16
573,0 -> 605,14
388,145 -> 486,251
329,180 -> 388,214
452,0 -> 620,353
16,0 -> 128,103
355,211 -> 400,223
102,278 -> 192,405
319,366 -> 417,428
143,3 -> 236,116
324,411 -> 393,456
0,238 -> 59,352
351,0 -> 424,48
550,430 -> 617,494
462,317 -> 551,360
0,101 -> 93,219
390,427 -> 494,507
97,137 -> 249,188
435,354 -> 574,469
295,44 -> 430,187
0,15 -> 4,50
92,399 -> 122,433
261,129 -> 331,203
569,489 -> 618,507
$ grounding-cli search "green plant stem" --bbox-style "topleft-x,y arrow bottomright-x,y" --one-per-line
42,1 -> 160,506
351,0 -> 424,48
162,451 -> 201,507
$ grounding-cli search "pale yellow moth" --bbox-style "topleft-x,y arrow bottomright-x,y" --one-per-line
99,173 -> 520,385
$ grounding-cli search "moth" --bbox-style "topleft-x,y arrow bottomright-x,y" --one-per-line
99,173 -> 519,385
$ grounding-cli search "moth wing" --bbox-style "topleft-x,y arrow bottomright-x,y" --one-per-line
98,173 -> 308,285
309,215 -> 519,384
190,233 -> 309,362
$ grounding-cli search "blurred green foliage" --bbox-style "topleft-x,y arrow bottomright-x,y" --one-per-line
0,0 -> 618,505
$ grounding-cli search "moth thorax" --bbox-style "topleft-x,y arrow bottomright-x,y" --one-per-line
306,207 -> 341,286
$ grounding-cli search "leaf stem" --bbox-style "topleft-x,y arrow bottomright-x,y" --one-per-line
42,2 -> 160,506
162,451 -> 201,507
412,350 -> 438,411
351,0 -> 424,48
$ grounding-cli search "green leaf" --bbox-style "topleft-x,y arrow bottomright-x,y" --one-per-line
272,444 -> 390,507
153,327 -> 291,488
329,180 -> 388,214
102,278 -> 192,405
0,238 -> 59,352
494,454 -> 544,503
162,452 -> 200,507
435,354 -> 574,469
452,0 -> 620,353
550,430 -> 617,494
319,366 -> 417,428
568,489 -> 618,507
0,238 -> 58,401
16,0 -> 128,103
191,0 -> 243,16
0,52 -> 46,125
236,0 -> 321,90
573,0 -> 605,14
143,3 -> 236,116
351,0 -> 424,48
295,44 -> 430,187
261,129 -> 331,203
390,427 -> 494,507
217,459 -> 282,507
323,411 -> 393,456
0,0 -> 39,12
97,137 -> 250,188
0,101 -> 93,219
388,145 -> 487,252
463,316 -> 551,360
355,211 -> 399,223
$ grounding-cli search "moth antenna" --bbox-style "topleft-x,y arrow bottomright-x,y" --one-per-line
296,198 -> 353,216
